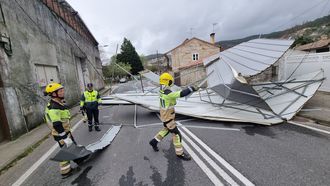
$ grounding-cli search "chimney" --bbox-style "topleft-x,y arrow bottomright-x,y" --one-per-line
210,33 -> 215,44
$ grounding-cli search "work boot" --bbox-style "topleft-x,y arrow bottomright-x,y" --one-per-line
177,152 -> 191,161
88,126 -> 93,132
95,125 -> 101,131
149,139 -> 159,152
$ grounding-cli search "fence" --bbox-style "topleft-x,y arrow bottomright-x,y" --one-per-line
279,52 -> 330,92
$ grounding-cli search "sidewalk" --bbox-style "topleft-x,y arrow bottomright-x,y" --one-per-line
0,86 -> 111,175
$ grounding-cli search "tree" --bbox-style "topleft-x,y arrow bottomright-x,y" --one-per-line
116,38 -> 144,75
102,55 -> 132,83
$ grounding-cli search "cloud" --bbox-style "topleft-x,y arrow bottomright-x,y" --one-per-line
66,0 -> 330,56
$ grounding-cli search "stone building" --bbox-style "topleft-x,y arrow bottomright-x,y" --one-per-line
165,35 -> 221,86
295,37 -> 330,53
0,0 -> 104,141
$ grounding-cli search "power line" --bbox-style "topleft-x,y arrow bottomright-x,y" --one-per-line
285,0 -> 330,81
272,0 -> 329,32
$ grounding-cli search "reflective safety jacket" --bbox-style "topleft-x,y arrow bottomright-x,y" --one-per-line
80,90 -> 101,110
45,99 -> 71,137
159,87 -> 193,129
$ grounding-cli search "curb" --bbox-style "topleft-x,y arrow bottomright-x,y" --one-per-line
0,110 -> 82,176
0,86 -> 111,175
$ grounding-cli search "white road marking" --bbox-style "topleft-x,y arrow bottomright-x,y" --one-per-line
181,130 -> 239,186
136,122 -> 163,128
177,121 -> 255,186
12,119 -> 84,186
180,125 -> 240,131
134,104 -> 137,128
182,141 -> 224,186
288,121 -> 330,135
136,117 -> 195,128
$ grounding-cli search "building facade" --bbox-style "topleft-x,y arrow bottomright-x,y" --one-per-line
165,37 -> 220,86
0,0 -> 104,141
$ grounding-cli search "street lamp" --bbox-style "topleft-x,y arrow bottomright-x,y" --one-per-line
96,44 -> 109,49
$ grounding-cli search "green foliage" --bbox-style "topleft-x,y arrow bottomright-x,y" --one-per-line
116,38 -> 144,75
102,56 -> 132,82
292,36 -> 313,47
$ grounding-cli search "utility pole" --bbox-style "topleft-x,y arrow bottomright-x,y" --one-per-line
112,44 -> 119,85
156,50 -> 160,75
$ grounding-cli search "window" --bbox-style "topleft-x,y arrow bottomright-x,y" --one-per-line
192,53 -> 199,61
35,65 -> 59,87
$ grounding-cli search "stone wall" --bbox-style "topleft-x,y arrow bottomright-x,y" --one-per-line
180,66 -> 207,87
0,0 -> 104,140
171,39 -> 219,71
169,38 -> 219,86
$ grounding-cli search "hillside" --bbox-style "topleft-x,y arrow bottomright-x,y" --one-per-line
145,53 -> 164,60
217,14 -> 330,49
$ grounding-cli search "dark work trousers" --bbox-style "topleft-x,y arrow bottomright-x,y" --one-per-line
86,108 -> 99,126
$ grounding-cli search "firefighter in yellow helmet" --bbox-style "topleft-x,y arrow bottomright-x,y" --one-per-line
44,82 -> 75,176
149,72 -> 197,161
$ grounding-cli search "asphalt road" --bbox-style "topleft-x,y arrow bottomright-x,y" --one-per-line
2,81 -> 330,186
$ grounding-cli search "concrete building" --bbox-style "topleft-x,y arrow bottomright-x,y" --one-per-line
165,34 -> 220,86
0,0 -> 104,141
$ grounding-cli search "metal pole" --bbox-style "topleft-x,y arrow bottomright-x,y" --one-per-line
134,104 -> 137,128
156,50 -> 160,75
140,74 -> 144,93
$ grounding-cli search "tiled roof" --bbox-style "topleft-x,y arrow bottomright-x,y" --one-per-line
295,39 -> 330,51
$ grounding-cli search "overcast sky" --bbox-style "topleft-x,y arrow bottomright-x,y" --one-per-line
66,0 -> 330,58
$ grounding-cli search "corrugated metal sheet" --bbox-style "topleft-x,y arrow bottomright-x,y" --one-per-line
111,39 -> 324,125
205,39 -> 294,77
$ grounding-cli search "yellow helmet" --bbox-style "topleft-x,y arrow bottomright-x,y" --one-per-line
45,82 -> 63,95
159,72 -> 174,86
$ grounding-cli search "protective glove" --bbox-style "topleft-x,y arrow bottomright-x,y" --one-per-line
63,137 -> 73,147
188,85 -> 198,92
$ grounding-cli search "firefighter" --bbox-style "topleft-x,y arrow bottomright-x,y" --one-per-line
80,83 -> 101,132
149,72 -> 197,161
44,82 -> 75,176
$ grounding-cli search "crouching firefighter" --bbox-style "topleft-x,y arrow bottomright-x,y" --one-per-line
44,82 -> 76,176
80,83 -> 102,132
149,72 -> 197,161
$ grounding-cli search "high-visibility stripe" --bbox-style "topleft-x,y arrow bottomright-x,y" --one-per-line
60,164 -> 71,171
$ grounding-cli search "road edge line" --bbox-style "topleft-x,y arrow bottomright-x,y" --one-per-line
12,119 -> 83,186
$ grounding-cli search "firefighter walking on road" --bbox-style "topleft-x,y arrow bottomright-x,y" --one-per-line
80,83 -> 102,132
44,82 -> 75,176
149,72 -> 197,161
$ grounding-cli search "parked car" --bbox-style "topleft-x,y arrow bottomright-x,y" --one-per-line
119,78 -> 127,83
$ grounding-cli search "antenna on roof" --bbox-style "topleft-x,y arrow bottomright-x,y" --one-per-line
189,27 -> 194,38
212,23 -> 218,33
